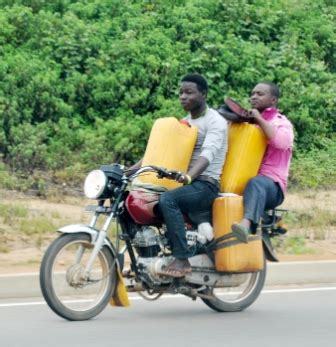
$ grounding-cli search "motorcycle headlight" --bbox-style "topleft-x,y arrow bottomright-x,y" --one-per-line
84,170 -> 107,199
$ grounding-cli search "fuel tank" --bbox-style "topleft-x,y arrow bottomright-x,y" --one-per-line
125,190 -> 162,225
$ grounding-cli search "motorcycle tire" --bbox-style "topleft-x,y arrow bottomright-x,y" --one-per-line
201,259 -> 266,312
40,233 -> 117,321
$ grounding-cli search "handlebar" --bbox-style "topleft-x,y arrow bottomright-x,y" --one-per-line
155,166 -> 180,180
128,165 -> 181,181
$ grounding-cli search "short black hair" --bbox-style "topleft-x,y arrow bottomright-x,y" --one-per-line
260,81 -> 280,99
181,73 -> 208,93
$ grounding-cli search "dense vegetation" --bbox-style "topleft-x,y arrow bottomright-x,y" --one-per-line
0,0 -> 335,195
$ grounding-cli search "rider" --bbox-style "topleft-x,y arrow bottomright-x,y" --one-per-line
127,74 -> 228,277
157,74 -> 228,277
231,82 -> 294,242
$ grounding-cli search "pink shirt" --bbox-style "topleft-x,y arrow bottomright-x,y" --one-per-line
258,108 -> 294,192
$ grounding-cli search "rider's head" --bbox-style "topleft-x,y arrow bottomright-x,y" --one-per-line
179,74 -> 208,116
250,82 -> 279,112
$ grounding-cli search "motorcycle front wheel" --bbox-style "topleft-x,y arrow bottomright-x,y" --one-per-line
201,260 -> 266,312
40,233 -> 117,321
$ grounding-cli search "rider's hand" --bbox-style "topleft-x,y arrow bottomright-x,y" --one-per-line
174,171 -> 192,185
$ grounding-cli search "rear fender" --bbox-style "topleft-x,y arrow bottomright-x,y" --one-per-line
58,224 -> 118,258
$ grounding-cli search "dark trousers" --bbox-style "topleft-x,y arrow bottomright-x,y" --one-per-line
158,180 -> 218,259
244,175 -> 284,228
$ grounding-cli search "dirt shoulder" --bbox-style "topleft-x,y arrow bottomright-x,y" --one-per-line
0,189 -> 335,274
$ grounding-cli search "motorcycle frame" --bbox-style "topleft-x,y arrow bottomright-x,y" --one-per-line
56,164 -> 285,282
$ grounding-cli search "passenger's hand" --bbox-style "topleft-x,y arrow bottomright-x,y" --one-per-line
249,108 -> 262,119
248,108 -> 264,124
239,108 -> 261,124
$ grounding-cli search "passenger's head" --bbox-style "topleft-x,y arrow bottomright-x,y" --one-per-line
250,82 -> 280,112
179,74 -> 208,114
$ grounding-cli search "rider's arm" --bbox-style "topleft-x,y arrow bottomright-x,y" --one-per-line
187,156 -> 209,180
125,158 -> 143,177
179,113 -> 227,184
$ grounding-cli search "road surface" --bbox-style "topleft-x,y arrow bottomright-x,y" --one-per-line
1,284 -> 336,347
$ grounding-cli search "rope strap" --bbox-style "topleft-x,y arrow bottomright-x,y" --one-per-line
206,233 -> 261,253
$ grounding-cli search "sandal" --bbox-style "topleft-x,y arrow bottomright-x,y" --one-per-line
158,259 -> 192,278
122,269 -> 134,278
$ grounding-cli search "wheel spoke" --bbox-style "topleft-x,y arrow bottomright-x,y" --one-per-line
52,240 -> 109,311
40,233 -> 116,320
201,263 -> 267,312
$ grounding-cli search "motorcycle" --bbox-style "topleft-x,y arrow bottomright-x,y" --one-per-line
39,164 -> 287,321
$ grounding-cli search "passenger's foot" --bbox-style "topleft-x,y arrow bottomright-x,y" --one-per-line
158,259 -> 192,278
231,223 -> 249,243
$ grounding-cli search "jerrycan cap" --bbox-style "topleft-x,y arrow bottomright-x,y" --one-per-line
179,119 -> 191,127
218,192 -> 239,197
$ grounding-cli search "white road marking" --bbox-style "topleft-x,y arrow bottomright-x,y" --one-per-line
1,286 -> 336,308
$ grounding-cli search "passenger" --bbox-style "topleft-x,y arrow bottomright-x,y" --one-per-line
231,82 -> 294,242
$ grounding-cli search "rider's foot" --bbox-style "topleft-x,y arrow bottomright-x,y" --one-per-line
122,269 -> 134,278
158,258 -> 192,278
231,223 -> 249,243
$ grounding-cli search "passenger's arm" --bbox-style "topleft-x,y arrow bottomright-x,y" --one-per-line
268,123 -> 294,150
249,109 -> 275,140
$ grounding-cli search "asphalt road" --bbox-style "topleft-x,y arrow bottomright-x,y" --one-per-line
1,285 -> 336,347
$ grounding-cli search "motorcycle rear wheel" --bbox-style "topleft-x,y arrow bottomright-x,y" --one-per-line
201,261 -> 266,312
40,233 -> 117,321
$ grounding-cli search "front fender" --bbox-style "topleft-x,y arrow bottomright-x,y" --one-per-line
58,224 -> 117,257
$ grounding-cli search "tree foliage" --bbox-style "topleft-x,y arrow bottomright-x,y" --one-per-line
0,0 -> 335,188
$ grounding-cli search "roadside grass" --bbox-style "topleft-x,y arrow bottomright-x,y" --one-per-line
18,217 -> 56,236
285,209 -> 336,240
0,199 -> 87,251
273,235 -> 317,255
271,189 -> 336,255
0,189 -> 335,256
0,204 -> 29,223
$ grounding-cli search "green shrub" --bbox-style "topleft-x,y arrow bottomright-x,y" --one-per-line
290,138 -> 336,189
0,0 -> 334,186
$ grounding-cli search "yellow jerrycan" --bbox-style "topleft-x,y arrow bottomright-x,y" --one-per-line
220,123 -> 267,194
137,117 -> 198,190
212,194 -> 264,273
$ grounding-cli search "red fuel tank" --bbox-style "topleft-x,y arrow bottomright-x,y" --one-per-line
125,191 -> 162,225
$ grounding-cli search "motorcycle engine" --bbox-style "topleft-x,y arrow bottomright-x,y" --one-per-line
137,256 -> 174,284
132,226 -> 162,258
133,226 -> 199,285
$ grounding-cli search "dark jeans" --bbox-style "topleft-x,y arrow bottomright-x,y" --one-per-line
244,175 -> 284,229
158,180 -> 219,260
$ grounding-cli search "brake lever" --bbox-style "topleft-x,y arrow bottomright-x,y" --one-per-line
155,167 -> 178,180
